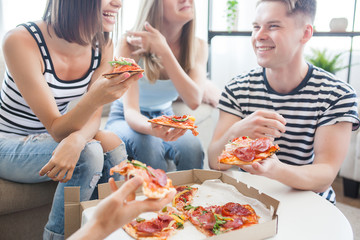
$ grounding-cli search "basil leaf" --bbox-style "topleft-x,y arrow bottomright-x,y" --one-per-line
172,116 -> 189,122
109,60 -> 133,66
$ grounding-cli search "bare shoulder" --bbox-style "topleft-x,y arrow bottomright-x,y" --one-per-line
195,38 -> 208,49
194,37 -> 208,61
2,26 -> 37,53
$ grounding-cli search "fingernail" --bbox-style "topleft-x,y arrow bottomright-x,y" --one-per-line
145,21 -> 149,27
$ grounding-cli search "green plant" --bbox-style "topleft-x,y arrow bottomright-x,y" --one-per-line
226,0 -> 239,33
306,48 -> 349,74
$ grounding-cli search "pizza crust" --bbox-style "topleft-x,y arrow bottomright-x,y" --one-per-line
123,224 -> 171,240
103,69 -> 144,79
143,179 -> 175,199
147,120 -> 196,130
219,156 -> 263,165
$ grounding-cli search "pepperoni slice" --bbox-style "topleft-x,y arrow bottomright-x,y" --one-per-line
136,221 -> 163,233
221,202 -> 251,216
251,138 -> 271,152
148,167 -> 168,187
234,146 -> 256,162
196,212 -> 216,230
223,217 -> 244,229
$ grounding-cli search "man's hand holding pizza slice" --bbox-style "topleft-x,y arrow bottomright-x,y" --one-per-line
218,136 -> 280,174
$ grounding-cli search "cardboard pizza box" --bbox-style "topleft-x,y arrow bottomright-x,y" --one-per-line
64,169 -> 279,239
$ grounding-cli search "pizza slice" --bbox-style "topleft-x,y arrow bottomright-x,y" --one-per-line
148,115 -> 199,136
103,56 -> 144,79
172,185 -> 198,212
218,136 -> 280,165
185,203 -> 259,237
110,160 -> 175,199
123,206 -> 187,240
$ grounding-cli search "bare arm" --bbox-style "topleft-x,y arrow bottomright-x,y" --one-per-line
68,177 -> 175,240
3,28 -> 138,142
240,122 -> 352,192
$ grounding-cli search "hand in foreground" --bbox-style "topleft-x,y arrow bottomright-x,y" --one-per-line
69,177 -> 175,240
39,133 -> 85,183
150,123 -> 187,142
233,110 -> 287,141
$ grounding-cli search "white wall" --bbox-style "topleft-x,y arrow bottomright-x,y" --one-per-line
0,0 -> 359,93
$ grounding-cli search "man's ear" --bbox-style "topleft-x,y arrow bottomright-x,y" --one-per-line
301,24 -> 313,44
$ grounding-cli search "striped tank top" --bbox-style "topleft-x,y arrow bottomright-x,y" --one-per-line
0,22 -> 101,136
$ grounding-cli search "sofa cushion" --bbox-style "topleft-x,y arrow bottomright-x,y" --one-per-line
0,178 -> 57,215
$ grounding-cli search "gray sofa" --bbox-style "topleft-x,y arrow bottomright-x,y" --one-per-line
0,51 -> 217,240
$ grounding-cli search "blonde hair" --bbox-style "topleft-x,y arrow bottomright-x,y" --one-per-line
132,0 -> 196,83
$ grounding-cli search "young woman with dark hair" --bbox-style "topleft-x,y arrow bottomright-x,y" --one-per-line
0,0 -> 142,239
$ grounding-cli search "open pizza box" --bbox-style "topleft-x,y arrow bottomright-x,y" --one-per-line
64,169 -> 279,239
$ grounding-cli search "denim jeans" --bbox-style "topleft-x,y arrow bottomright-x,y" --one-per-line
0,133 -> 127,240
105,101 -> 204,171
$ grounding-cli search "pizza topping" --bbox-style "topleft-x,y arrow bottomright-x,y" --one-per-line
109,59 -> 133,66
219,136 -> 280,165
110,160 -> 175,199
172,189 -> 190,205
213,214 -> 227,235
171,115 -> 189,122
136,217 -> 145,223
103,57 -> 144,79
148,114 -> 199,136
129,160 -> 156,177
234,146 -> 256,162
251,138 -> 272,152
221,202 -> 251,216
136,221 -> 164,233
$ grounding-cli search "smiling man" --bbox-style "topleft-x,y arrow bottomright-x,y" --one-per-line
208,0 -> 360,204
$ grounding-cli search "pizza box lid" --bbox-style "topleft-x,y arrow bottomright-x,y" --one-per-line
65,169 -> 279,239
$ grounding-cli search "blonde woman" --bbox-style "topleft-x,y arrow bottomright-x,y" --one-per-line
105,0 -> 207,171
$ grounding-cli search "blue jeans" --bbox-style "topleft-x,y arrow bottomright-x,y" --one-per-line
105,102 -> 204,171
0,133 -> 127,240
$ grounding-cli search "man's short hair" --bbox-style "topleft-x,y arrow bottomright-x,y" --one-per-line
257,0 -> 317,24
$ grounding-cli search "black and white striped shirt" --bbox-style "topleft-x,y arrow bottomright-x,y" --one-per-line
219,65 -> 360,204
0,22 -> 101,136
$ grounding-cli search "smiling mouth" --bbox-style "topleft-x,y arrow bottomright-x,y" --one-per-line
103,11 -> 117,19
257,46 -> 274,51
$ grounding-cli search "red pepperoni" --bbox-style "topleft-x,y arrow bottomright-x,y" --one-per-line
234,146 -> 256,162
176,186 -> 188,193
136,221 -> 163,233
223,217 -> 244,229
148,167 -> 167,187
251,138 -> 271,152
221,202 -> 251,216
113,65 -> 139,73
158,214 -> 173,222
196,212 -> 216,230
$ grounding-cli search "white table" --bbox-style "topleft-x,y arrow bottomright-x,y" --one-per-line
225,171 -> 353,240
